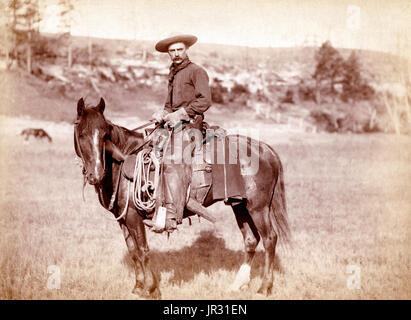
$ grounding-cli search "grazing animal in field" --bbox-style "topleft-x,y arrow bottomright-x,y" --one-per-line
74,97 -> 290,299
21,128 -> 52,142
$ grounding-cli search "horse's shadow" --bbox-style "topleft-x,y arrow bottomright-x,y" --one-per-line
122,230 -> 283,284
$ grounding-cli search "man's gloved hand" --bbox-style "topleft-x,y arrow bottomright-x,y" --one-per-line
163,108 -> 190,127
151,109 -> 169,123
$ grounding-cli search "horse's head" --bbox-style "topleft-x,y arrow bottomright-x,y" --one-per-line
74,97 -> 111,185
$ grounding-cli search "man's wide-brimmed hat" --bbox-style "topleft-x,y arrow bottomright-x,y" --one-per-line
155,34 -> 197,53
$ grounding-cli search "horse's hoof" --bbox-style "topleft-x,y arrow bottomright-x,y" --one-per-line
132,286 -> 162,300
229,282 -> 249,292
150,287 -> 162,300
257,284 -> 272,296
132,284 -> 145,297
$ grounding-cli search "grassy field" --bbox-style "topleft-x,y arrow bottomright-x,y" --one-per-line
0,114 -> 410,300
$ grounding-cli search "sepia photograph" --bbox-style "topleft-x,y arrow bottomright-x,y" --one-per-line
0,0 -> 410,303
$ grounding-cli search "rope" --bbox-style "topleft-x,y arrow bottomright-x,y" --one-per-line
84,178 -> 132,222
132,148 -> 161,211
100,148 -> 160,222
114,179 -> 131,221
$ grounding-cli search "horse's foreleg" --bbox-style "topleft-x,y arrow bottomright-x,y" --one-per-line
230,202 -> 260,291
120,223 -> 145,293
249,206 -> 278,296
120,211 -> 161,299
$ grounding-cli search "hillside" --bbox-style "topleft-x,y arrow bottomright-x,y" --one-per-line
1,34 -> 410,133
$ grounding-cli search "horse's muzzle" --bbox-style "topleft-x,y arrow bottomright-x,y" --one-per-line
86,174 -> 98,185
85,170 -> 104,185
87,176 -> 100,185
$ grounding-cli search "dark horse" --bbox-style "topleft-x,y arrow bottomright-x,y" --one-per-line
74,97 -> 290,299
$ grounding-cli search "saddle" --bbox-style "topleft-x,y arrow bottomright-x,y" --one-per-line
121,125 -> 246,207
122,137 -> 246,207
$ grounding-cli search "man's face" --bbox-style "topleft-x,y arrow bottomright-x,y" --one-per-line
168,42 -> 187,65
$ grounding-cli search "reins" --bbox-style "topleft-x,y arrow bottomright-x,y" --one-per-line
131,120 -> 156,131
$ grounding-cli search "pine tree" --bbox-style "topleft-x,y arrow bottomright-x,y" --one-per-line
341,51 -> 374,102
7,0 -> 41,73
313,41 -> 344,103
341,51 -> 362,102
58,0 -> 76,68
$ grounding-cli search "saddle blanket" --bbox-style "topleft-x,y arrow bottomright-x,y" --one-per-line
191,135 -> 246,205
205,135 -> 246,202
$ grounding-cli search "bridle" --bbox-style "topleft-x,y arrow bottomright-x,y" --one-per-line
74,118 -> 161,221
74,119 -> 89,201
74,119 -> 108,178
75,119 -> 117,211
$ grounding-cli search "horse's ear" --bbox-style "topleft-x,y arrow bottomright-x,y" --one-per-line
77,98 -> 85,117
96,98 -> 105,114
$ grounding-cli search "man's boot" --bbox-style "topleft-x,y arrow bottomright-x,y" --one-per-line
164,204 -> 179,232
144,165 -> 183,233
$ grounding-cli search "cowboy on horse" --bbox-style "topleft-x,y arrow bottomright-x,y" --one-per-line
145,34 -> 243,233
74,56 -> 289,296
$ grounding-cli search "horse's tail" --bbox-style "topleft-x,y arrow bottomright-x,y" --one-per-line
269,155 -> 291,245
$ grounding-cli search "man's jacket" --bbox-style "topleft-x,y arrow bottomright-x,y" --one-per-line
164,60 -> 212,117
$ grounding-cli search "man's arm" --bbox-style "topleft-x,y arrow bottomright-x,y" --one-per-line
164,87 -> 173,113
185,67 -> 212,117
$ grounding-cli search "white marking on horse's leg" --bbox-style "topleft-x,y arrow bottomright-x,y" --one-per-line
230,263 -> 251,291
93,129 -> 101,177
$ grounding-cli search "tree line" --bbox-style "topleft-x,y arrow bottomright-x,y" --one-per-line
313,41 -> 374,104
2,0 -> 76,73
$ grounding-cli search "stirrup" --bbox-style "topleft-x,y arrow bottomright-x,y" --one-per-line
144,206 -> 179,233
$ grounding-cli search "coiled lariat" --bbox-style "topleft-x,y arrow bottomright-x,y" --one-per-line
132,148 -> 160,211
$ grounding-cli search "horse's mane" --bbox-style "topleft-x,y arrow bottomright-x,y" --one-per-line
108,120 -> 144,155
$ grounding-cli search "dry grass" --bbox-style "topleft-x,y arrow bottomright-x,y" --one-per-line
0,116 -> 410,300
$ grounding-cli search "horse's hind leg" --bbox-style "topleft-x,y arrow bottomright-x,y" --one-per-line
230,202 -> 260,291
249,206 -> 278,296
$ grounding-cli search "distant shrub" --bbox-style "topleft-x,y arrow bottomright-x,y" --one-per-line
210,78 -> 227,104
281,88 -> 294,104
341,82 -> 375,102
211,87 -> 225,104
298,83 -> 316,102
231,83 -> 249,95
